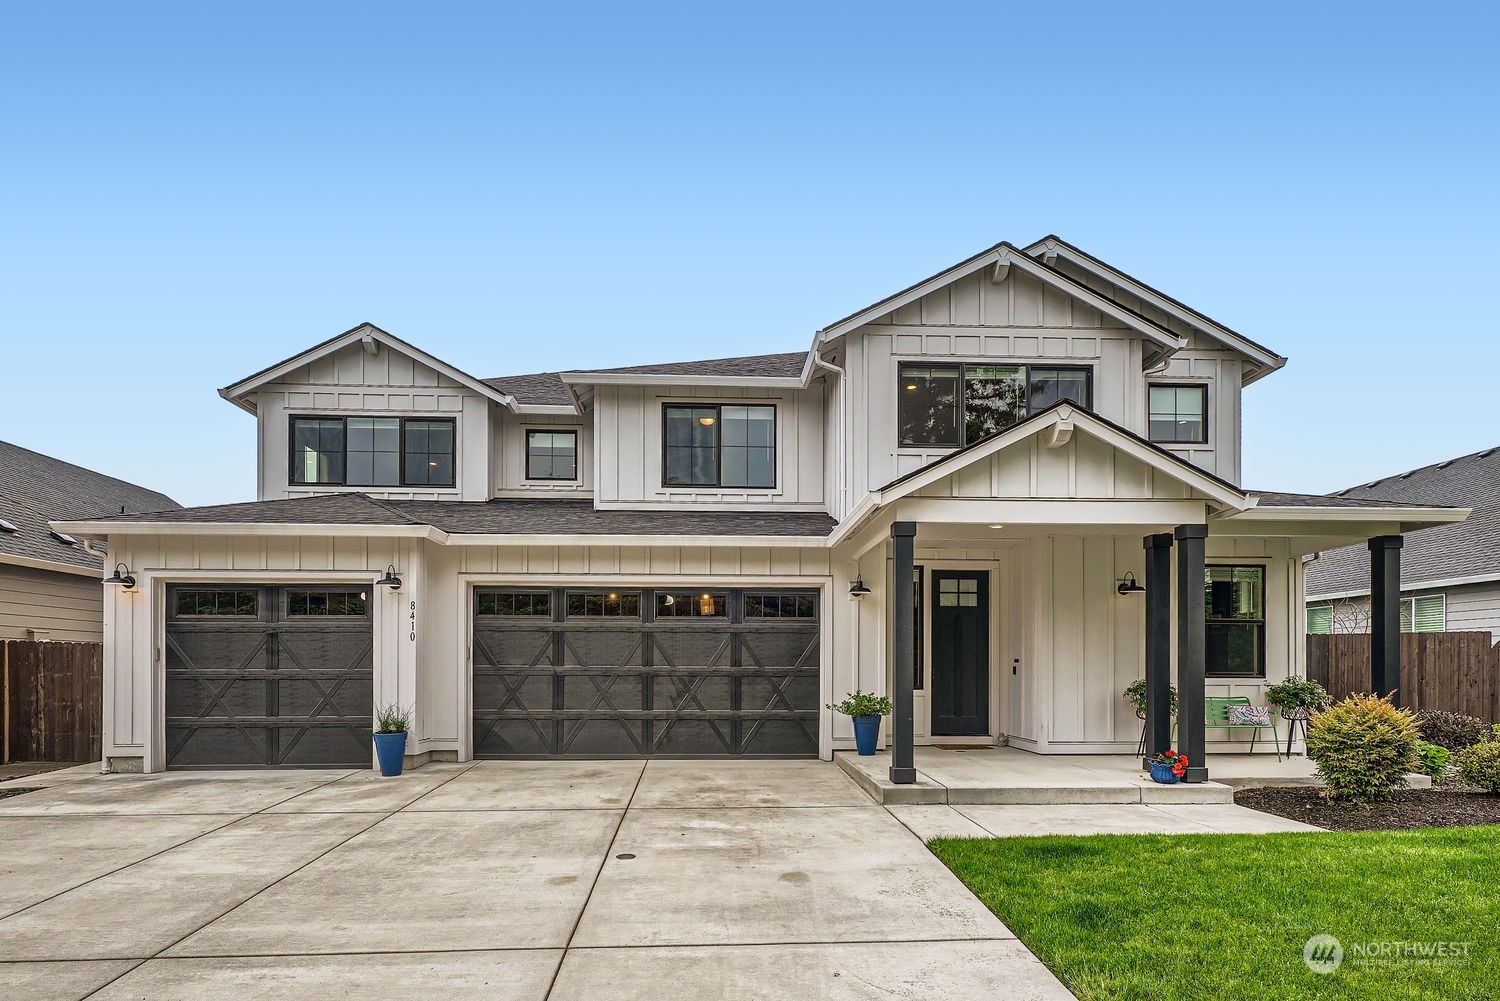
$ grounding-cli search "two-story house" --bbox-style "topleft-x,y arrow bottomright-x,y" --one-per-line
55,237 -> 1464,775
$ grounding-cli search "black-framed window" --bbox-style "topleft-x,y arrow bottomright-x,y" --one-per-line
287,589 -> 368,616
289,415 -> 455,487
898,363 -> 1091,446
662,404 -> 775,488
1205,565 -> 1265,677
476,590 -> 551,616
1148,384 -> 1208,444
175,589 -> 258,616
744,593 -> 817,618
656,591 -> 728,618
565,591 -> 642,618
526,430 -> 578,481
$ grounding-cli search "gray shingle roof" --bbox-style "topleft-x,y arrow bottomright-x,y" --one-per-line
1247,490 -> 1452,510
480,372 -> 573,407
1305,447 -> 1500,597
481,352 -> 808,406
0,441 -> 179,571
76,495 -> 837,538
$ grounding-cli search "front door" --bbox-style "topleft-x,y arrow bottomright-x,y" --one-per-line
930,570 -> 989,736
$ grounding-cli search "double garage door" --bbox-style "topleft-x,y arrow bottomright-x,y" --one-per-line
473,587 -> 821,758
165,585 -> 375,768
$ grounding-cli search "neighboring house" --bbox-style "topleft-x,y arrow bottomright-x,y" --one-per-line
1306,447 -> 1500,640
53,236 -> 1464,772
0,441 -> 178,642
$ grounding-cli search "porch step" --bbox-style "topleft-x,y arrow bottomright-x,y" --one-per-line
836,750 -> 1236,806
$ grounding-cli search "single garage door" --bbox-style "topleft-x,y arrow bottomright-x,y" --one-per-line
473,587 -> 820,758
165,585 -> 375,767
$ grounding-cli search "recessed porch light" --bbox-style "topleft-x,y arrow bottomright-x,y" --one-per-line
987,524 -> 1005,530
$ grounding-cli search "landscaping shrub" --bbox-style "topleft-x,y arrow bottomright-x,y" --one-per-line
1413,741 -> 1451,779
1456,726 -> 1500,793
1416,709 -> 1491,752
1305,694 -> 1420,802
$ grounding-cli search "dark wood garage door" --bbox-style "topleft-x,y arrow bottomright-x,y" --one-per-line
472,587 -> 820,758
165,585 -> 374,767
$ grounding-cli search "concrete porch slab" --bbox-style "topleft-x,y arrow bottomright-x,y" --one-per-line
0,960 -> 140,1001
549,940 -> 1075,1001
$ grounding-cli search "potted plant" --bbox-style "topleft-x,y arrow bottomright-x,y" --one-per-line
1123,678 -> 1178,720
1265,675 -> 1331,720
1146,749 -> 1189,784
372,703 -> 412,777
828,690 -> 893,756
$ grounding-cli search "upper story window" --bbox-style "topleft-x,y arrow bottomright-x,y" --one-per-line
1148,385 -> 1208,444
898,363 -> 1091,447
526,430 -> 578,481
290,415 -> 455,488
662,404 -> 776,488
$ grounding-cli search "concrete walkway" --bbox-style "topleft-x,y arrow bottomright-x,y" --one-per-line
0,759 -> 1077,1001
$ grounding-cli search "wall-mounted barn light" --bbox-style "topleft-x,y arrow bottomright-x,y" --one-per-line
849,576 -> 872,598
1115,572 -> 1146,596
377,565 -> 403,590
103,563 -> 136,589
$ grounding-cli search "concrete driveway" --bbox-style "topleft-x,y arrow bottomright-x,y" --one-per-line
0,760 -> 1073,1000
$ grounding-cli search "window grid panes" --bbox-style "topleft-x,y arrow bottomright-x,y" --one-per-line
175,589 -> 259,616
403,419 -> 456,486
1148,385 -> 1208,444
655,592 -> 728,618
476,591 -> 552,617
1306,606 -> 1333,635
899,363 -> 1091,446
291,418 -> 345,484
565,591 -> 642,618
287,589 -> 368,616
526,430 -> 578,481
744,593 -> 817,618
1205,565 -> 1265,677
663,404 -> 775,488
347,417 -> 401,486
289,416 -> 455,488
937,577 -> 980,607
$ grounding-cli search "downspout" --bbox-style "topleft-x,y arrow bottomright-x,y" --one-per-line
812,348 -> 847,520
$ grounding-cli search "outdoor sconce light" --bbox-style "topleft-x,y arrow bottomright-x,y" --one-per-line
1115,572 -> 1146,596
103,563 -> 136,589
377,565 -> 403,590
848,576 -> 872,598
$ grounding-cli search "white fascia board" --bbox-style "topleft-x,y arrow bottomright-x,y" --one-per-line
825,494 -> 882,549
511,404 -> 580,416
1023,237 -> 1287,377
893,497 -> 1210,527
1222,505 -> 1471,526
442,533 -> 829,548
48,521 -> 446,543
557,373 -> 805,391
219,325 -> 518,413
0,553 -> 103,578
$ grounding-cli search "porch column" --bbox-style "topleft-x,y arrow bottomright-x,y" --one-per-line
1369,535 -> 1403,704
1174,524 -> 1209,782
890,521 -> 917,784
1143,533 -> 1174,759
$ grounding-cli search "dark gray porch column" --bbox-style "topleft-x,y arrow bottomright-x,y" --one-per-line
890,521 -> 917,784
1143,533 -> 1175,759
1174,524 -> 1209,782
1370,535 -> 1403,704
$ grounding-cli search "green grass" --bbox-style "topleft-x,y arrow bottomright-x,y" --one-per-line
929,827 -> 1500,1001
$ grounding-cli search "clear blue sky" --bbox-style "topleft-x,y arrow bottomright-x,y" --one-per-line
2,2 -> 1496,507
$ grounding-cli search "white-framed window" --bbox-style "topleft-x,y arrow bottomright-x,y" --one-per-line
1306,605 -> 1333,635
1401,594 -> 1446,633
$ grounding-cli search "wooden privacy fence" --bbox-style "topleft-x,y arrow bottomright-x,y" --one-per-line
1,640 -> 102,763
1306,632 -> 1500,722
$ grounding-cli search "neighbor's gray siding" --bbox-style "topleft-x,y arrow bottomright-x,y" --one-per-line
1309,581 -> 1500,641
0,564 -> 103,643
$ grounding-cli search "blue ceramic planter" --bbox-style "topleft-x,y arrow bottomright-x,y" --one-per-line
1148,760 -> 1180,784
373,731 -> 407,776
853,715 -> 882,756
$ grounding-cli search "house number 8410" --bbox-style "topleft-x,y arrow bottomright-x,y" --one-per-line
409,600 -> 417,643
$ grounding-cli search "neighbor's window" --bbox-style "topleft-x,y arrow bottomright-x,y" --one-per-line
1306,605 -> 1333,635
1205,565 -> 1265,677
662,404 -> 775,488
899,363 -> 1091,446
290,415 -> 455,487
1401,594 -> 1445,633
175,589 -> 258,616
1148,385 -> 1208,444
526,430 -> 578,481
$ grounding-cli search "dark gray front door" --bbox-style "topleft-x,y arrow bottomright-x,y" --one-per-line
931,571 -> 988,736
165,585 -> 374,767
472,587 -> 820,757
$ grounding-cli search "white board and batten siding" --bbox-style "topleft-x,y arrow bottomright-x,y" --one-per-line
491,410 -> 594,498
0,564 -> 104,643
592,384 -> 827,511
255,340 -> 492,502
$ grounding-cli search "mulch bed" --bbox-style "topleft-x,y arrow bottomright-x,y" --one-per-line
1235,783 -> 1500,831
0,787 -> 39,801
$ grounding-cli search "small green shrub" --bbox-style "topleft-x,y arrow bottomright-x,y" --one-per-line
1415,709 -> 1491,751
1123,678 -> 1178,718
827,690 -> 892,718
1265,675 -> 1330,714
1455,726 -> 1500,793
374,703 -> 412,733
1413,741 -> 1451,779
1305,693 -> 1420,802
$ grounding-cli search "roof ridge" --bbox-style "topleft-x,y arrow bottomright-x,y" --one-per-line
355,493 -> 429,525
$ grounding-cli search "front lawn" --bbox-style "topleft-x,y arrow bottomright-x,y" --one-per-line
930,827 -> 1499,1001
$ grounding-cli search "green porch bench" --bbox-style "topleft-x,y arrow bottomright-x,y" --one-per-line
1176,696 -> 1282,760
